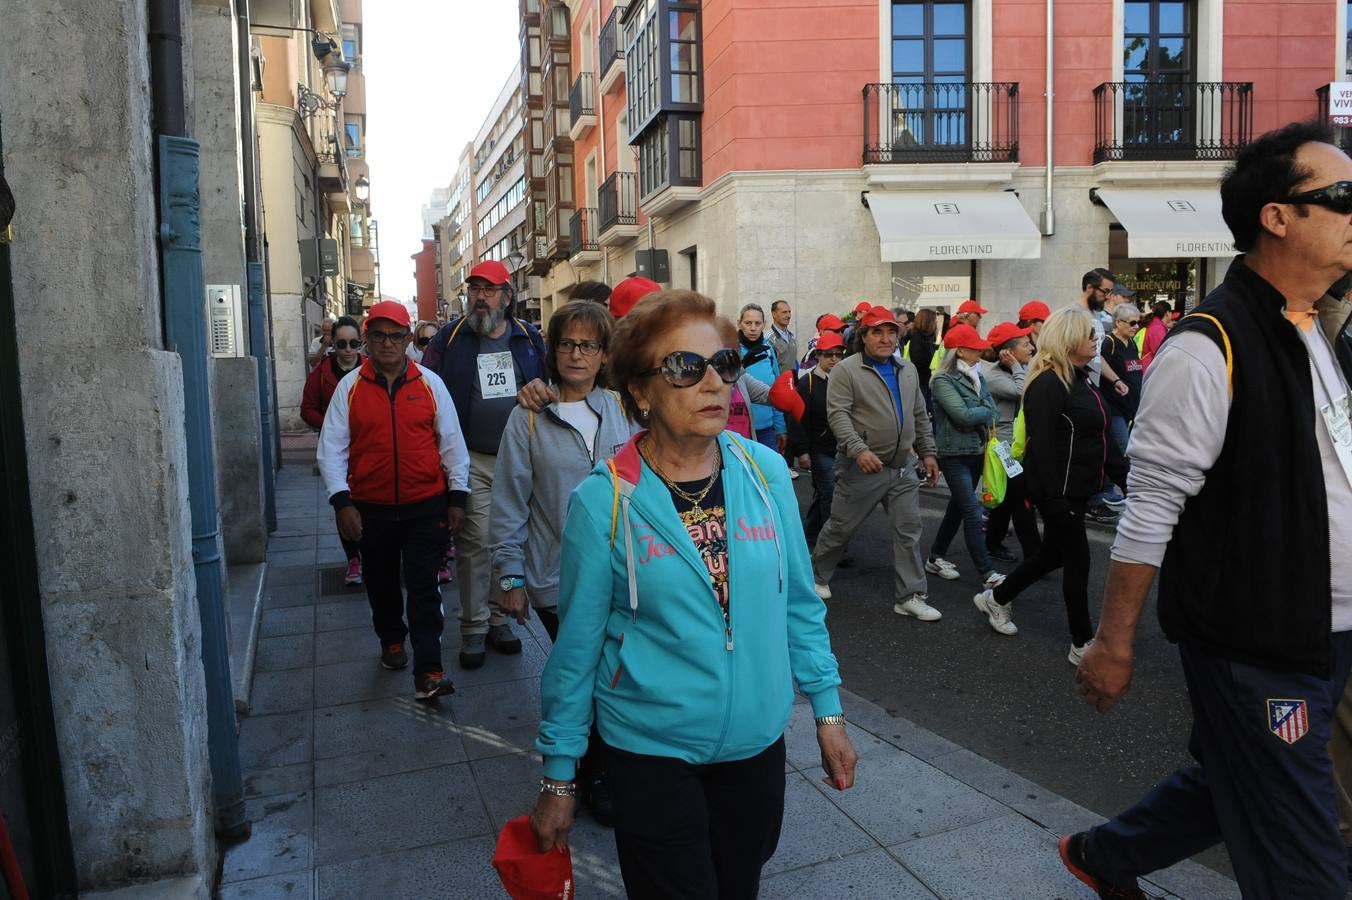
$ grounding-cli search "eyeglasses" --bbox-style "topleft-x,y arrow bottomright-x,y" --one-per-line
333,339 -> 362,350
638,349 -> 743,388
556,338 -> 603,356
415,336 -> 433,347
1094,285 -> 1113,294
365,330 -> 408,345
467,284 -> 504,298
1281,180 -> 1352,215
819,350 -> 847,359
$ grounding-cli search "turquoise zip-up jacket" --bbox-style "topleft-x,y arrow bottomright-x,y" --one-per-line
536,430 -> 843,780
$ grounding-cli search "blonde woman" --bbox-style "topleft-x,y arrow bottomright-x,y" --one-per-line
972,308 -> 1128,665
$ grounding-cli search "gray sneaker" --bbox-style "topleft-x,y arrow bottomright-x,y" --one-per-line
486,623 -> 523,655
459,632 -> 486,670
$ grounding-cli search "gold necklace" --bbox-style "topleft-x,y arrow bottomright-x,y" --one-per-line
640,442 -> 720,513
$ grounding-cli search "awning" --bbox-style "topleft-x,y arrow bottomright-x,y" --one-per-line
1095,188 -> 1236,258
866,190 -> 1042,262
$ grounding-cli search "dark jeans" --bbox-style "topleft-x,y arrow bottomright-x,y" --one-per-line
604,737 -> 786,900
803,451 -> 837,544
931,454 -> 995,577
358,505 -> 448,675
1085,634 -> 1352,899
985,472 -> 1042,558
992,498 -> 1093,645
755,425 -> 779,451
536,607 -> 605,784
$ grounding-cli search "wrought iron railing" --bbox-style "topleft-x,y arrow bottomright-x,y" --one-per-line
570,72 -> 596,128
598,172 -> 637,234
863,82 -> 1019,164
1315,84 -> 1352,155
569,207 -> 599,255
599,5 -> 623,81
1093,81 -> 1252,163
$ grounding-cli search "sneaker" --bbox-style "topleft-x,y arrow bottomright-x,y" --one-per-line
486,623 -> 523,655
380,642 -> 408,670
1086,504 -> 1120,524
813,581 -> 833,600
414,670 -> 455,701
1068,639 -> 1095,667
1058,833 -> 1147,899
973,589 -> 1018,636
582,773 -> 614,828
437,564 -> 453,584
925,556 -> 961,580
344,557 -> 363,585
1100,490 -> 1127,508
459,633 -> 486,670
893,594 -> 942,622
987,544 -> 1018,563
982,570 -> 1006,589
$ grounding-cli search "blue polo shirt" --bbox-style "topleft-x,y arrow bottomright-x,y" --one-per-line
864,355 -> 905,428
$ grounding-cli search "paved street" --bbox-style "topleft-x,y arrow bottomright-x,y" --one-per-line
216,440 -> 1237,898
805,477 -> 1233,877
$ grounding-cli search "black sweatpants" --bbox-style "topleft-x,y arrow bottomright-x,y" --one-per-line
984,472 -> 1042,559
992,498 -> 1093,645
603,737 -> 786,900
357,504 -> 448,675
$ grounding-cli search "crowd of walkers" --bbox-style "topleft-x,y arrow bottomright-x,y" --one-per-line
302,119 -> 1352,900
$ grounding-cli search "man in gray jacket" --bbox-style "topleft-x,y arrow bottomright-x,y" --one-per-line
812,307 -> 941,620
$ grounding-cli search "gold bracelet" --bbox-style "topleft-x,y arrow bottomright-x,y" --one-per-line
815,714 -> 846,728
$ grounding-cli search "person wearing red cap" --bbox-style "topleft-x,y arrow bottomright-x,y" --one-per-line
787,332 -> 847,546
981,322 -> 1041,563
316,300 -> 470,700
800,313 -> 846,366
1018,300 -> 1052,344
608,275 -> 662,319
923,324 -> 1003,594
811,306 -> 941,620
954,299 -> 988,331
421,260 -> 548,668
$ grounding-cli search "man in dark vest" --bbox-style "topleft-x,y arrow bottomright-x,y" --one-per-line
1067,121 -> 1352,898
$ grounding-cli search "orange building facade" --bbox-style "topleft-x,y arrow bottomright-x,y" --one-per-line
521,0 -> 1349,329
411,239 -> 440,322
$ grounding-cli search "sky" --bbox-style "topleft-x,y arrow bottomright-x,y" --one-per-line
363,1 -> 520,302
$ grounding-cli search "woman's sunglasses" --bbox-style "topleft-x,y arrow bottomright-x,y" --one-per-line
415,336 -> 433,347
639,349 -> 743,388
333,339 -> 362,350
1282,180 -> 1352,215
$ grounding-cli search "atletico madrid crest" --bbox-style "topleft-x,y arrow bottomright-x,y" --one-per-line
1268,699 -> 1310,745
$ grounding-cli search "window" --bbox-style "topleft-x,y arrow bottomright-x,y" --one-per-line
345,118 -> 361,158
477,177 -> 527,239
625,0 -> 703,195
350,214 -> 364,247
890,2 -> 970,147
342,24 -> 359,61
669,4 -> 700,104
1122,1 -> 1196,148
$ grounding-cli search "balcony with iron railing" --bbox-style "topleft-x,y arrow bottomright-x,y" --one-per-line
569,72 -> 597,141
598,171 -> 639,243
1316,84 -> 1352,156
1093,81 -> 1252,163
599,4 -> 625,94
863,82 -> 1019,165
569,207 -> 601,264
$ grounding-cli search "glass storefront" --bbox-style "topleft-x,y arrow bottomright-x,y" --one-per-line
890,259 -> 973,314
1108,224 -> 1206,313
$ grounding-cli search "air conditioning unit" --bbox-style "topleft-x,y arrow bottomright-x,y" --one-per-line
206,284 -> 245,358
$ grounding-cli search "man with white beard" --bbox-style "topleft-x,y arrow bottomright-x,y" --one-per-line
422,260 -> 547,668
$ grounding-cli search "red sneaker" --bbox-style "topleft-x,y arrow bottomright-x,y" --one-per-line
344,557 -> 363,585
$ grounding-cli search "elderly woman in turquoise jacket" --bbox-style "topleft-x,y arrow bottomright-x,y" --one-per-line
528,290 -> 856,899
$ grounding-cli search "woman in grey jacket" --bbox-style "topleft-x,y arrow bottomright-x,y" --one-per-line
491,300 -> 636,824
925,324 -> 1004,589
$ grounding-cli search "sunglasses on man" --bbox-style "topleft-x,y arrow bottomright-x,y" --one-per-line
1282,181 -> 1352,215
638,349 -> 744,388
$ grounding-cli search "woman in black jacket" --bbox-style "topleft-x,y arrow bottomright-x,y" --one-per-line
788,332 -> 847,545
972,308 -> 1128,665
909,308 -> 939,411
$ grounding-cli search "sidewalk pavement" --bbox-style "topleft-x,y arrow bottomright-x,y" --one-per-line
218,437 -> 1238,900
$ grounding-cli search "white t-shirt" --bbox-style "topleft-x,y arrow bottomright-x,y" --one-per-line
1300,326 -> 1352,631
556,400 -> 600,457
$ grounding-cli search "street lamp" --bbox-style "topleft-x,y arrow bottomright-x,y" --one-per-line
297,53 -> 351,117
353,174 -> 370,207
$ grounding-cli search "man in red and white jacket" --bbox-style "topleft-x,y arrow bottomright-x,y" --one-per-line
317,301 -> 470,700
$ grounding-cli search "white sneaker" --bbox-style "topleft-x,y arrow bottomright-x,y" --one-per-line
982,570 -> 1006,588
973,589 -> 1018,636
894,594 -> 942,622
925,556 -> 961,580
1068,639 -> 1094,666
814,581 -> 833,600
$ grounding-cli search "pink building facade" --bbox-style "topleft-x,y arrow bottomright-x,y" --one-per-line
525,0 -> 1349,327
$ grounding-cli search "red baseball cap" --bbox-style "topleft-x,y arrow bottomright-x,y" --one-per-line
467,260 -> 511,285
943,323 -> 992,351
1019,300 -> 1051,322
985,322 -> 1033,347
364,300 -> 411,330
608,276 -> 662,318
816,313 -> 845,331
815,332 -> 846,352
957,300 -> 988,316
860,307 -> 899,329
854,301 -> 873,314
493,816 -> 574,900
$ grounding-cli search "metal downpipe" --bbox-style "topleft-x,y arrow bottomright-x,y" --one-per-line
1042,0 -> 1055,235
148,0 -> 249,840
